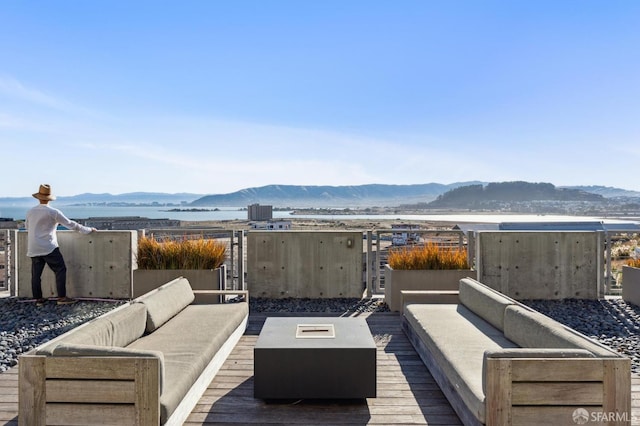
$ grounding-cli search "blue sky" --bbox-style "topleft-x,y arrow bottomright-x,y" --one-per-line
1,1 -> 639,197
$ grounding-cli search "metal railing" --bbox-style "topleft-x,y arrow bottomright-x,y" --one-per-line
143,228 -> 468,297
0,230 -> 9,292
5,225 -> 635,299
366,229 -> 468,296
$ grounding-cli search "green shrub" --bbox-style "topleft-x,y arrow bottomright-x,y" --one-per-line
137,236 -> 226,270
388,242 -> 468,270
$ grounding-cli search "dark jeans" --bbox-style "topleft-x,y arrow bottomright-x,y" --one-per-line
31,247 -> 67,299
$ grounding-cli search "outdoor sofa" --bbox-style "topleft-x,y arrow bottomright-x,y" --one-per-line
19,276 -> 248,426
401,277 -> 631,426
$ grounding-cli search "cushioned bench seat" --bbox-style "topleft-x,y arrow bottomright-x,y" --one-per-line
129,303 -> 248,422
404,304 -> 518,423
401,278 -> 632,426
20,277 -> 249,426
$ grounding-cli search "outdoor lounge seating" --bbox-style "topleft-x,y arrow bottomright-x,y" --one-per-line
401,277 -> 631,426
18,277 -> 248,426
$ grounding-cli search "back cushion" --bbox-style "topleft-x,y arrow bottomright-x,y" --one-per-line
136,277 -> 195,333
36,303 -> 147,355
105,302 -> 148,346
504,305 -> 617,357
459,278 -> 515,331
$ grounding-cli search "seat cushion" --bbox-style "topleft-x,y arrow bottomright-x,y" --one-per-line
135,277 -> 195,333
459,278 -> 515,331
503,305 -> 618,358
404,303 -> 518,423
127,302 -> 248,423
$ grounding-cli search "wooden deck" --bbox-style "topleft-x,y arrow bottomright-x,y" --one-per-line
2,311 -> 640,425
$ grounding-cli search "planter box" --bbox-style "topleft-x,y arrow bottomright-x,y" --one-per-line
133,266 -> 226,299
384,265 -> 475,312
622,265 -> 640,307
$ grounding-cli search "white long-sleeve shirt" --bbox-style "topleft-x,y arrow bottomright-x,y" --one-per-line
25,204 -> 93,257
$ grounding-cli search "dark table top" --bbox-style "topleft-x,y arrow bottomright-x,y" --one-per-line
255,317 -> 376,350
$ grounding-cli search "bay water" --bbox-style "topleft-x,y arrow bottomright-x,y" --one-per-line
0,204 -> 633,225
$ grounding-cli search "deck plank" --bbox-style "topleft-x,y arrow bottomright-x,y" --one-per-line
184,312 -> 462,425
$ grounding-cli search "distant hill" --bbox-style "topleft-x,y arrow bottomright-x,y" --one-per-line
562,185 -> 640,199
2,183 -> 639,209
0,192 -> 204,207
62,192 -> 205,205
189,182 -> 483,207
427,182 -> 604,209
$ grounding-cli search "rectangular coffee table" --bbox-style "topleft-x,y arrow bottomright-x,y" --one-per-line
254,317 -> 377,399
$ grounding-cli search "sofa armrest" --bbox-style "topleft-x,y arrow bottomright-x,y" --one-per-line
484,347 -> 596,359
192,289 -> 248,304
51,343 -> 165,393
400,290 -> 459,314
484,356 -> 631,426
19,353 -> 161,426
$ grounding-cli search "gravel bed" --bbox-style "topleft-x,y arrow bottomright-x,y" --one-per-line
249,297 -> 390,314
2,296 -> 639,375
0,298 -> 126,373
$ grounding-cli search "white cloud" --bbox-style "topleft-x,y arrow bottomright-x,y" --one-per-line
0,76 -> 107,128
0,76 -> 70,110
4,81 -> 640,196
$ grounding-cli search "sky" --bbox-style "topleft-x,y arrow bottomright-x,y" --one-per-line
1,1 -> 639,198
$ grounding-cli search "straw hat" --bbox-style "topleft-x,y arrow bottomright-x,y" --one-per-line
32,184 -> 56,201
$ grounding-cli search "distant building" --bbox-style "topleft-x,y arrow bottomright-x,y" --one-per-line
251,220 -> 292,230
391,224 -> 422,246
0,218 -> 19,229
248,204 -> 273,221
81,216 -> 180,230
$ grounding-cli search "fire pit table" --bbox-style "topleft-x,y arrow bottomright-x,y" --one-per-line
254,317 -> 377,399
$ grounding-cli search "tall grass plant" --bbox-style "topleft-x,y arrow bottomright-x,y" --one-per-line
627,258 -> 640,268
388,242 -> 468,270
137,236 -> 226,270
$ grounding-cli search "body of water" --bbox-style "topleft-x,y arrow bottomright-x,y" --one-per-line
0,205 -> 248,222
1,204 -> 638,225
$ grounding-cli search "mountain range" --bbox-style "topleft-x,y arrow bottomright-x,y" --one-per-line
0,192 -> 205,206
189,183 -> 640,208
189,182 -> 484,207
1,182 -> 639,209
426,182 -> 605,209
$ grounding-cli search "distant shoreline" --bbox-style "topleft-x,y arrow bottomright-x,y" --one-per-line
2,203 -> 639,225
164,208 -> 220,212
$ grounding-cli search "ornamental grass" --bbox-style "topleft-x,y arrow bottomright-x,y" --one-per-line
137,235 -> 227,270
388,242 -> 469,270
627,258 -> 640,268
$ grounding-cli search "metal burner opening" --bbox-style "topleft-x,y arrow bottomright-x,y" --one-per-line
296,324 -> 336,339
